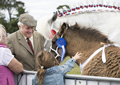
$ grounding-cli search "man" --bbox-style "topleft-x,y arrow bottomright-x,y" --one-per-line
7,13 -> 44,71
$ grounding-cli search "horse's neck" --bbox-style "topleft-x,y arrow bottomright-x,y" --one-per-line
78,42 -> 102,64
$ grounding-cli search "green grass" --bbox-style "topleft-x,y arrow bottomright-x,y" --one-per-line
59,56 -> 81,75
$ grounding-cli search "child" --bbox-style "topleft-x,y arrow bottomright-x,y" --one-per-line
32,50 -> 82,85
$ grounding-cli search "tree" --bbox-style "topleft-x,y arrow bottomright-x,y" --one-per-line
7,6 -> 27,33
0,0 -> 27,33
0,0 -> 24,21
0,12 -> 7,30
57,5 -> 70,13
57,5 -> 70,10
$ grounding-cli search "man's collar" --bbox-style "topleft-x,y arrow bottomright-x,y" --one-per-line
20,30 -> 33,40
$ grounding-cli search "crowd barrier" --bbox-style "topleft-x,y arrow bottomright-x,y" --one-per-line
15,70 -> 120,85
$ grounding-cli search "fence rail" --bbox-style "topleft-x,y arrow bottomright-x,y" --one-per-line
15,70 -> 120,85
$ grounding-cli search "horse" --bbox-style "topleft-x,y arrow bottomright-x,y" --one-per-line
51,22 -> 120,78
36,0 -> 120,51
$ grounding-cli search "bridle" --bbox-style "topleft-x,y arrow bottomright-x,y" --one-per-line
50,33 -> 64,59
50,46 -> 60,59
50,26 -> 68,61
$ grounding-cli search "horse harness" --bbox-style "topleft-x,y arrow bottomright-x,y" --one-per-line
50,27 -> 68,61
80,44 -> 112,73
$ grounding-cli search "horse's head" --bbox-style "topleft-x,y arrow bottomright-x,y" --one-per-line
50,23 -> 68,62
51,22 -> 113,64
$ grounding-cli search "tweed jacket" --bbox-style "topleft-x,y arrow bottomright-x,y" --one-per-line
7,30 -> 44,71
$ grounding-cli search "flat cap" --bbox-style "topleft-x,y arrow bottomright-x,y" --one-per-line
19,13 -> 37,27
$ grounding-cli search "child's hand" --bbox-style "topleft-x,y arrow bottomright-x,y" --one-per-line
72,52 -> 82,61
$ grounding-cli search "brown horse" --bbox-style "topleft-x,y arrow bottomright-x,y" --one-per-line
51,23 -> 120,78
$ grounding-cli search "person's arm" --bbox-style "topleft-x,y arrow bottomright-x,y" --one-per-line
3,48 -> 23,74
8,57 -> 23,74
59,52 -> 82,75
72,52 -> 82,61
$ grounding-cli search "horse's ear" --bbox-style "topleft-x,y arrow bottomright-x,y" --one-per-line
48,12 -> 57,24
59,23 -> 68,35
52,12 -> 58,22
71,23 -> 79,29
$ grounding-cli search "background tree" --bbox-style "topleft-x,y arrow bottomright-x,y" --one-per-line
0,12 -> 7,27
57,5 -> 70,13
0,0 -> 27,33
7,6 -> 27,33
0,0 -> 24,21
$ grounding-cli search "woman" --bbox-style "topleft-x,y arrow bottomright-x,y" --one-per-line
0,24 -> 23,85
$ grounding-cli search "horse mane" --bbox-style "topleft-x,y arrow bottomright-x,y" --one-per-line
69,23 -> 112,44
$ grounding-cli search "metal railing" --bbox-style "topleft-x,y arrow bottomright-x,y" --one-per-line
15,70 -> 120,85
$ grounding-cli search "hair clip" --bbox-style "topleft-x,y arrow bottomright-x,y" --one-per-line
41,66 -> 44,69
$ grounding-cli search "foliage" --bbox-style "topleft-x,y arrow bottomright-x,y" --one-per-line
0,0 -> 24,21
0,0 -> 27,33
0,12 -> 7,28
57,5 -> 70,10
57,5 -> 70,13
59,56 -> 81,75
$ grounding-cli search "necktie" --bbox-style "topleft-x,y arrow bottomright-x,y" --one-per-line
27,38 -> 34,54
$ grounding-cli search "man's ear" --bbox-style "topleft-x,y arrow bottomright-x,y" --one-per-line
18,25 -> 21,29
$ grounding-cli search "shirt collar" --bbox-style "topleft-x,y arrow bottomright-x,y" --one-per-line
0,43 -> 7,48
20,31 -> 33,40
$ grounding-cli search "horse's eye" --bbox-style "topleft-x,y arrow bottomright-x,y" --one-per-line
52,39 -> 56,44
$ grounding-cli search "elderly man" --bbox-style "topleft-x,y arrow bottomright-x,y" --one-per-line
7,13 -> 44,71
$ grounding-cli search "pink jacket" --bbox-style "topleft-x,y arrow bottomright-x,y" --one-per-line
0,65 -> 15,85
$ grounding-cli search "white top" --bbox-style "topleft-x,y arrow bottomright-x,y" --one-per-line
0,47 -> 14,66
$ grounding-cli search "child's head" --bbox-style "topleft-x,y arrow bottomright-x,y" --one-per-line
36,50 -> 59,84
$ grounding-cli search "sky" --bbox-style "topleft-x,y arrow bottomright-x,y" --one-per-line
19,0 -> 120,21
2,0 -> 119,21
19,0 -> 83,20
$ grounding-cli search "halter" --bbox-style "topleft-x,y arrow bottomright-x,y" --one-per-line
50,46 -> 60,59
50,27 -> 68,61
50,35 -> 67,61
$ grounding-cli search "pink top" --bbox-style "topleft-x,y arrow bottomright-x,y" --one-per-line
0,43 -> 7,48
0,66 -> 15,85
0,43 -> 15,85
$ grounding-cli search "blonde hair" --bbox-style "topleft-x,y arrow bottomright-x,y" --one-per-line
0,24 -> 5,42
36,50 -> 59,85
